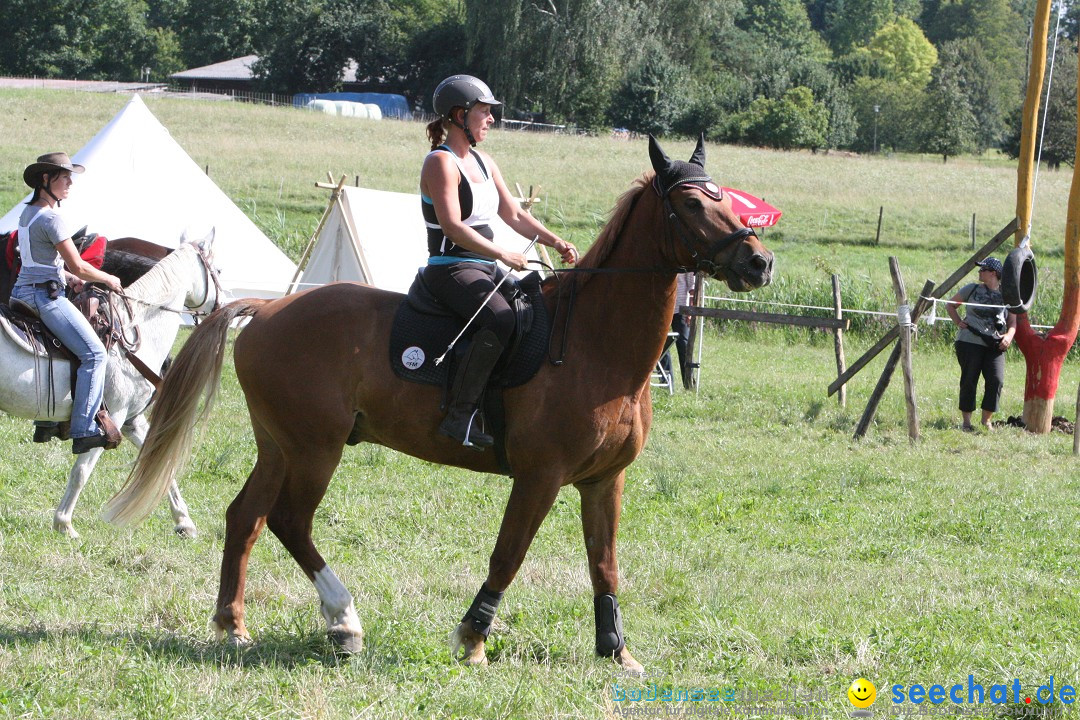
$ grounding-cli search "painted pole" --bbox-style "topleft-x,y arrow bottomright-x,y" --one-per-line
1013,0 -> 1080,433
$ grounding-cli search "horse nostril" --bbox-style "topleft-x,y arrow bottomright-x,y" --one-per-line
750,253 -> 769,272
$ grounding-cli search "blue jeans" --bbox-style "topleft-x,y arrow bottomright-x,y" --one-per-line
11,285 -> 106,438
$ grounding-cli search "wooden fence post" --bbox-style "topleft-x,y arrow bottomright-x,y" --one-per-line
831,218 -> 1018,398
832,274 -> 847,407
890,257 -> 920,441
971,213 -> 976,250
875,206 -> 884,245
853,279 -> 935,439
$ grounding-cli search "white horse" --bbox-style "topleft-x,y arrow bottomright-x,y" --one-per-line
0,231 -> 221,538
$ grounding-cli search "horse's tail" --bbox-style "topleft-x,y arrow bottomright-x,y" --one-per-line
103,299 -> 270,527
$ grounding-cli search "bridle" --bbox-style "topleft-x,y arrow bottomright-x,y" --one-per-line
653,175 -> 757,275
543,177 -> 758,365
188,241 -> 224,315
112,242 -> 224,319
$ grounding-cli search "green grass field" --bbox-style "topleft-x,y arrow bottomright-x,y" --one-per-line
1,90 -> 1079,719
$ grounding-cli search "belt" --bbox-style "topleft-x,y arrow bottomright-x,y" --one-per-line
32,281 -> 62,290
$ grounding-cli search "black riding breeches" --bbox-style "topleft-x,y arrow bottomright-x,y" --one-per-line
422,261 -> 515,346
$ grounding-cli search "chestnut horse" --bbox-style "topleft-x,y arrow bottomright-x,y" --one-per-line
104,136 -> 774,671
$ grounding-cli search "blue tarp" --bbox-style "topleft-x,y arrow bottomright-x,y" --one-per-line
292,92 -> 412,119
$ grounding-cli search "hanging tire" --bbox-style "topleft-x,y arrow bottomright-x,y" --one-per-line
1001,245 -> 1037,315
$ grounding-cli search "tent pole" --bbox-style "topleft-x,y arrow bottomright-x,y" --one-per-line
288,174 -> 347,294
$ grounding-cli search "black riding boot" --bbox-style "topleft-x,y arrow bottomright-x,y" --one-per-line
439,329 -> 504,450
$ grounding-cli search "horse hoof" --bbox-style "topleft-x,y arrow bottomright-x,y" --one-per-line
52,519 -> 79,539
174,521 -> 197,538
450,622 -> 488,666
225,633 -> 252,648
614,646 -> 644,674
328,630 -> 364,655
212,619 -> 252,648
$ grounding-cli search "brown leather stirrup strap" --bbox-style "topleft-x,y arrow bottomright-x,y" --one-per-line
95,406 -> 122,449
119,346 -> 163,390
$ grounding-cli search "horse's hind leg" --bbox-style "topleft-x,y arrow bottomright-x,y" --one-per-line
265,444 -> 363,654
53,449 -> 104,538
124,413 -> 196,537
577,470 -> 642,673
212,424 -> 285,646
451,474 -> 562,665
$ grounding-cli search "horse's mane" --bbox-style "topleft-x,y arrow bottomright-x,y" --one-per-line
124,243 -> 199,308
102,249 -> 161,287
572,172 -> 655,287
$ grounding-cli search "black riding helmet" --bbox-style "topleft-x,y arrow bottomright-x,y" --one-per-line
433,75 -> 501,147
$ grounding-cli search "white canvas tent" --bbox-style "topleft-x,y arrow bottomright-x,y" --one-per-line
290,180 -> 546,295
1,95 -> 296,299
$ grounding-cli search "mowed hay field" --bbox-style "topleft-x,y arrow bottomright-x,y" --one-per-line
0,90 -> 1078,719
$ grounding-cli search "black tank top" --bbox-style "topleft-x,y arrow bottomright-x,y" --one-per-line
421,146 -> 495,260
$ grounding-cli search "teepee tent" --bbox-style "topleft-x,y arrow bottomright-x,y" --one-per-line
290,180 -> 546,295
0,95 -> 296,299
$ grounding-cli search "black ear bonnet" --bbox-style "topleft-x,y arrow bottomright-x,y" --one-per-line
649,134 -> 723,200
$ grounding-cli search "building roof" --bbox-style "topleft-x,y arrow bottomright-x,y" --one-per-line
170,55 -> 259,81
170,55 -> 359,83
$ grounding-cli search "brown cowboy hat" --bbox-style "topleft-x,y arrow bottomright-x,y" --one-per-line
23,152 -> 85,188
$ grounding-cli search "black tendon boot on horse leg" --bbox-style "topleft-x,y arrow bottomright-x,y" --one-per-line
451,583 -> 504,665
595,593 -> 625,656
439,329 -> 503,449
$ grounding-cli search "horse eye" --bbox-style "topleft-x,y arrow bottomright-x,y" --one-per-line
684,197 -> 703,211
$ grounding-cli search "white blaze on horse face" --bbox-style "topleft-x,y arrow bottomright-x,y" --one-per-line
313,566 -> 363,636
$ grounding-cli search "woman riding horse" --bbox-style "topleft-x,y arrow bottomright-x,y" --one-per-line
421,75 -> 578,448
105,134 -> 774,671
10,153 -> 124,454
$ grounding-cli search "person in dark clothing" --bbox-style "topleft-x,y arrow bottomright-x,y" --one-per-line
946,257 -> 1016,431
421,75 -> 578,449
660,271 -> 695,386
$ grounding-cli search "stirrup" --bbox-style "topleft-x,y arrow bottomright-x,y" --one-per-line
461,408 -> 491,449
439,407 -> 493,450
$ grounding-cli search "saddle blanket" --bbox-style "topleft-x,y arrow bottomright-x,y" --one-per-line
389,271 -> 550,389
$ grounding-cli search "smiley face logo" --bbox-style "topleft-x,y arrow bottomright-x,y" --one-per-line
847,678 -> 877,709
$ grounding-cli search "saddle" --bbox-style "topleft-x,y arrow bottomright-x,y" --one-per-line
389,270 -> 549,389
0,286 -> 144,448
388,271 -> 551,476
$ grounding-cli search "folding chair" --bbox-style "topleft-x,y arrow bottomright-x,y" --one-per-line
650,331 -> 679,395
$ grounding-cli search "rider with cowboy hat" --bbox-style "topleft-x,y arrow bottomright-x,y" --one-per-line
11,152 -> 124,454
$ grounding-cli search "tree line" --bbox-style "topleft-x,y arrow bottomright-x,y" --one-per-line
1,0 -> 1077,162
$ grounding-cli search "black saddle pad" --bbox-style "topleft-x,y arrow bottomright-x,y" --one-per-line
389,271 -> 549,388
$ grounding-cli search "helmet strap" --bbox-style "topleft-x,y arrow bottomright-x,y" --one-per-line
43,174 -> 61,207
448,107 -> 478,147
